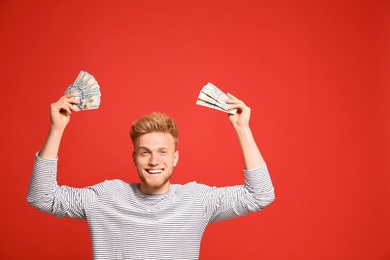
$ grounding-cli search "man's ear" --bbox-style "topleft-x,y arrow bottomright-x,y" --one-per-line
173,150 -> 179,167
132,151 -> 136,166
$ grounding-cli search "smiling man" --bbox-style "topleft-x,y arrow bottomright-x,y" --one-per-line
130,113 -> 179,195
27,93 -> 275,259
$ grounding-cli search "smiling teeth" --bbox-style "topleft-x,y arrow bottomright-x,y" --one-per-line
148,170 -> 162,174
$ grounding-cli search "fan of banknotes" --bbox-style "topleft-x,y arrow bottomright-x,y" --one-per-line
64,70 -> 101,110
196,83 -> 237,114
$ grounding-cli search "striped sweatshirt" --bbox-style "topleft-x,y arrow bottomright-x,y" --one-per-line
27,154 -> 275,260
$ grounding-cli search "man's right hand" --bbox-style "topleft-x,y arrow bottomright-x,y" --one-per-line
50,94 -> 80,131
38,94 -> 80,159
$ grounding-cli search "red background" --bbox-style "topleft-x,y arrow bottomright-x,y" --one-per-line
0,0 -> 389,259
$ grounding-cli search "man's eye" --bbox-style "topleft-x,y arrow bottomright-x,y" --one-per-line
160,150 -> 167,154
140,151 -> 149,155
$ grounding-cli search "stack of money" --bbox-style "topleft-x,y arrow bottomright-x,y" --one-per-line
65,71 -> 102,110
196,83 -> 237,114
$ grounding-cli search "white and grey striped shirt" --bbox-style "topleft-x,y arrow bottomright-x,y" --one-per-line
27,154 -> 275,260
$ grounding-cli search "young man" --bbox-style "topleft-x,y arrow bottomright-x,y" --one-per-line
27,93 -> 275,259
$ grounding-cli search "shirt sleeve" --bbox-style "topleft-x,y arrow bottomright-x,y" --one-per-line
26,153 -> 106,219
196,163 -> 275,224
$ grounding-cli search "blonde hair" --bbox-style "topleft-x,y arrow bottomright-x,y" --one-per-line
130,112 -> 179,145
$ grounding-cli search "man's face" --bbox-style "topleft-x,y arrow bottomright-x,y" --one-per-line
132,132 -> 179,195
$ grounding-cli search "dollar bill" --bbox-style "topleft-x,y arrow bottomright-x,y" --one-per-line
79,94 -> 100,110
64,70 -> 101,110
196,83 -> 236,114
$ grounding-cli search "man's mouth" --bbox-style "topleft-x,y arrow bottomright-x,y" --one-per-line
146,169 -> 163,174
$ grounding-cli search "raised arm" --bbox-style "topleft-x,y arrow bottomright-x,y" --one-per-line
39,94 -> 80,159
199,94 -> 274,223
226,93 -> 265,170
27,94 -> 101,219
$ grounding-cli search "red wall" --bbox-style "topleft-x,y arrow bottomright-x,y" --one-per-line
0,1 -> 389,259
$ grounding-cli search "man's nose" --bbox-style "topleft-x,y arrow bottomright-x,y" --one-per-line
148,154 -> 159,165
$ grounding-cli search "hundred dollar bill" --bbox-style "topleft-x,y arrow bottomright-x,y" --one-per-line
74,71 -> 94,87
79,94 -> 100,110
196,99 -> 233,113
64,70 -> 102,110
196,82 -> 237,114
197,92 -> 229,111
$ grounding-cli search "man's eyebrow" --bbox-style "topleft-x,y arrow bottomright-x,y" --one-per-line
137,146 -> 170,150
137,147 -> 150,151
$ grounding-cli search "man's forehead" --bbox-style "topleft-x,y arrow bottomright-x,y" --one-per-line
135,132 -> 176,147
